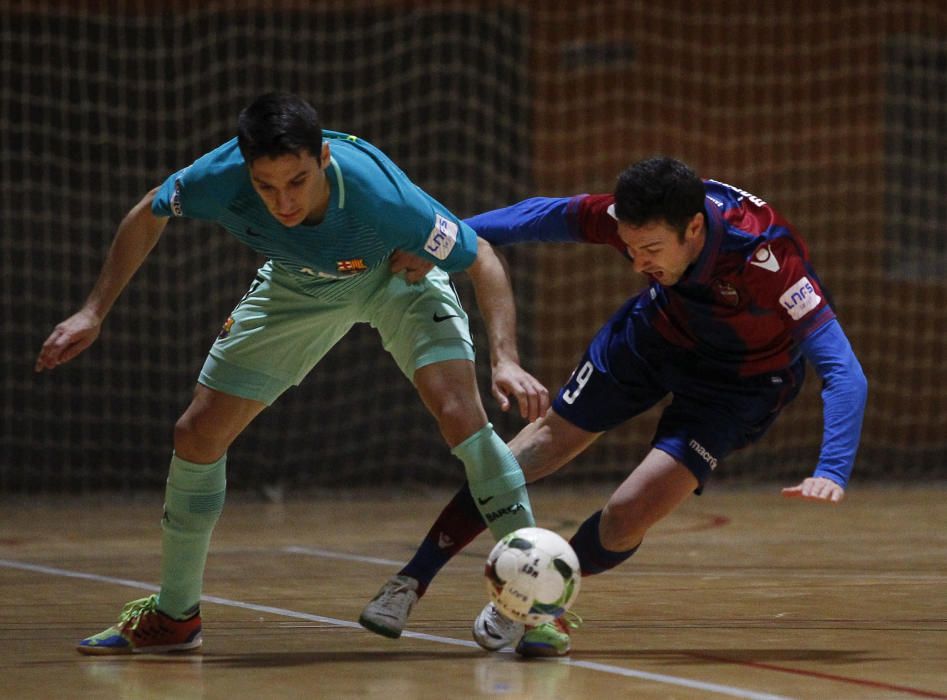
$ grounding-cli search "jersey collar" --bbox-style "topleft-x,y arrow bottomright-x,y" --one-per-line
680,200 -> 725,285
328,155 -> 345,210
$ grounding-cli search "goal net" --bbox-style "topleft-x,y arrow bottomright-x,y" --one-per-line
3,0 -> 945,493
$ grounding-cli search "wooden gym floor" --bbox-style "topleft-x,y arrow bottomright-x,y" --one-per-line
1,484 -> 945,699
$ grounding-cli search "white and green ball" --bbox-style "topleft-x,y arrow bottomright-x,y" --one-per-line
484,527 -> 581,625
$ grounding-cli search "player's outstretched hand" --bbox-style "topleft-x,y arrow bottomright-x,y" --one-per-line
389,249 -> 434,284
492,359 -> 550,422
781,476 -> 845,503
34,309 -> 102,372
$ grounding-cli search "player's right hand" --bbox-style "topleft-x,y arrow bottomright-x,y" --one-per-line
780,476 -> 845,503
492,358 -> 550,423
389,249 -> 434,284
34,309 -> 102,372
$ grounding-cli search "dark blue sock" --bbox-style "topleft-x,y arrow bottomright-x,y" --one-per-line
569,510 -> 639,575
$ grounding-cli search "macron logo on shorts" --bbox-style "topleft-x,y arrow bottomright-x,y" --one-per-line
779,276 -> 821,320
424,214 -> 458,260
689,439 -> 718,470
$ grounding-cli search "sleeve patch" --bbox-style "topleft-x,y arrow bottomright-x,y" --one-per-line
779,276 -> 822,320
170,178 -> 184,217
424,213 -> 458,260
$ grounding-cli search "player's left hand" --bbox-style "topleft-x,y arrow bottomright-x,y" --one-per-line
390,250 -> 434,284
781,476 -> 845,503
492,359 -> 550,422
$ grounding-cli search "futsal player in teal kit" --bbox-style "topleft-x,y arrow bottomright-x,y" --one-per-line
360,156 -> 868,656
35,92 -> 548,654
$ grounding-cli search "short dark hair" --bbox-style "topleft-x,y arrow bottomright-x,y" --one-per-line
237,92 -> 323,164
613,156 -> 706,234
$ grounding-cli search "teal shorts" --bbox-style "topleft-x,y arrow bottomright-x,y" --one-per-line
198,260 -> 475,405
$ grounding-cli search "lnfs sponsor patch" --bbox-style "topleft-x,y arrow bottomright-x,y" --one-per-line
779,276 -> 821,320
424,214 -> 458,260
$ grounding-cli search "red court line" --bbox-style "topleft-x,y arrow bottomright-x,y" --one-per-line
551,513 -> 731,538
657,514 -> 731,535
685,651 -> 947,699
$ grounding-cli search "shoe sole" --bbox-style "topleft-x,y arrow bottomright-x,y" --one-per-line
358,614 -> 402,639
473,639 -> 508,651
76,638 -> 203,656
472,627 -> 514,651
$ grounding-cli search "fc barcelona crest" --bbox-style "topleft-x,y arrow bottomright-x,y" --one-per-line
336,258 -> 368,275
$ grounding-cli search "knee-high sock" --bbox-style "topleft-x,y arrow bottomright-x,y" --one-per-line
569,510 -> 638,576
400,481 -> 487,597
452,423 -> 533,539
157,453 -> 226,618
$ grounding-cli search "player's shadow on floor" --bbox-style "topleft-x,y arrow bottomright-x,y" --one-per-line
577,648 -> 891,665
202,649 -> 488,668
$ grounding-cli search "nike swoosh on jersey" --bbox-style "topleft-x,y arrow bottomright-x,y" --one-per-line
433,312 -> 461,323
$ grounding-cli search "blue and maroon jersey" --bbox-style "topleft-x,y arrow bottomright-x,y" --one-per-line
469,183 -> 866,488
471,180 -> 836,378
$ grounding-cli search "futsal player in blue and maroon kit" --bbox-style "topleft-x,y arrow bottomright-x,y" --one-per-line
359,156 -> 868,657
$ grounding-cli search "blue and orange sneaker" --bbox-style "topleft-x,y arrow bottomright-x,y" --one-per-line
77,595 -> 202,655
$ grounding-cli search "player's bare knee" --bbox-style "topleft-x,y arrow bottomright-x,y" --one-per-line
430,396 -> 487,444
173,414 -> 228,463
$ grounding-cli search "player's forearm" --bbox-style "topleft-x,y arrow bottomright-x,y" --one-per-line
799,320 -> 869,488
466,197 -> 576,246
814,367 -> 868,487
466,238 -> 520,367
82,189 -> 168,320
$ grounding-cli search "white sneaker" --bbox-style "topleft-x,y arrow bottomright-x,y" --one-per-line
472,602 -> 525,651
359,575 -> 419,639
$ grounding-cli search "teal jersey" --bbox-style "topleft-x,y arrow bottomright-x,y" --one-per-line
152,131 -> 477,294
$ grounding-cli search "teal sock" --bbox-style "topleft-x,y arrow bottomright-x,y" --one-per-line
156,453 -> 226,619
452,423 -> 534,539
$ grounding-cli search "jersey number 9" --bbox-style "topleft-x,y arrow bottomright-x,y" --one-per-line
561,361 -> 594,405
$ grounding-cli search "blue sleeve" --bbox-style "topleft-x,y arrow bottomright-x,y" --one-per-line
350,183 -> 477,273
151,140 -> 242,221
412,196 -> 478,273
152,167 -> 190,218
465,197 -> 578,245
341,147 -> 477,273
799,319 -> 868,489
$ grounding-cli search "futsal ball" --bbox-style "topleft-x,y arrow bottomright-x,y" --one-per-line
484,527 -> 581,625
